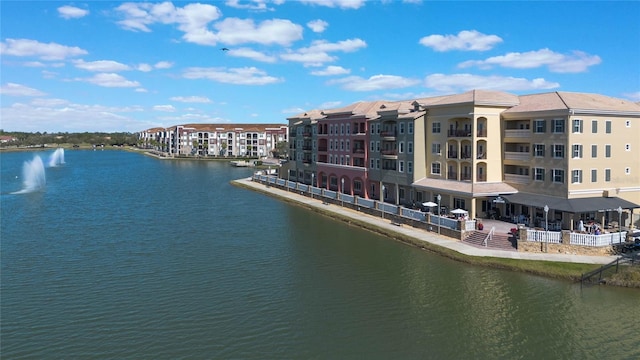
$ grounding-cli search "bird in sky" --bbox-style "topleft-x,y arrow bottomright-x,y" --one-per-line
221,47 -> 229,51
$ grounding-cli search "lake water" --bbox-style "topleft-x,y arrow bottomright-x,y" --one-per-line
1,149 -> 638,359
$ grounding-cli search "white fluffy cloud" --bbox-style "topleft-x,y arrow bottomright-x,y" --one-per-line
419,30 -> 503,52
424,73 -> 559,92
299,0 -> 366,9
0,83 -> 47,97
307,19 -> 328,33
281,38 -> 366,66
311,66 -> 350,76
79,73 -> 141,88
0,38 -> 88,60
329,74 -> 420,91
58,5 -> 89,19
214,18 -> 303,46
170,96 -> 212,103
74,59 -> 131,72
458,48 -> 602,73
183,67 -> 283,85
225,47 -> 278,63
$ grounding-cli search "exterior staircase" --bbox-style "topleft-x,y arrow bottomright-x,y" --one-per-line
464,230 -> 517,251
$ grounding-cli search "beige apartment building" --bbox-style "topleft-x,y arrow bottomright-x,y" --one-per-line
139,123 -> 288,157
286,90 -> 640,230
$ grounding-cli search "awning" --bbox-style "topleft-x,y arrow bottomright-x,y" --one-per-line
501,193 -> 640,213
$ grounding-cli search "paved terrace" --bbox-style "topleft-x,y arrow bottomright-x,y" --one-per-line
233,176 -> 619,265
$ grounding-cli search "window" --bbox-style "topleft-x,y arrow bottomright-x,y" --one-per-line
346,124 -> 350,135
408,161 -> 413,174
376,141 -> 380,152
534,119 -> 546,133
340,140 -> 344,151
340,124 -> 344,135
399,122 -> 405,134
376,159 -> 380,169
553,144 -> 565,158
432,143 -> 441,154
376,124 -> 380,134
534,168 -> 545,181
370,141 -> 375,151
606,120 -> 612,133
371,125 -> 375,134
371,183 -> 376,197
399,161 -> 404,173
591,145 -> 597,158
533,144 -> 545,157
370,159 -> 375,168
605,145 -> 611,158
432,122 -> 441,133
408,142 -> 413,154
572,144 -> 583,158
399,142 -> 404,153
552,169 -> 565,183
591,169 -> 597,182
431,162 -> 441,175
408,122 -> 413,134
592,120 -> 598,133
553,119 -> 565,133
354,181 -> 361,191
572,169 -> 582,184
572,119 -> 583,133
605,168 -> 611,182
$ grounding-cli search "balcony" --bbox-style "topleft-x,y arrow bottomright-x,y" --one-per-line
381,149 -> 398,159
447,171 -> 458,180
504,129 -> 531,138
504,151 -> 530,161
318,146 -> 327,152
352,148 -> 365,154
302,132 -> 312,138
381,131 -> 397,140
447,129 -> 472,137
504,173 -> 530,184
447,151 -> 458,159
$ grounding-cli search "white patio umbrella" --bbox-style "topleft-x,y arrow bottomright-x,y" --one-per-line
450,208 -> 468,215
422,201 -> 438,207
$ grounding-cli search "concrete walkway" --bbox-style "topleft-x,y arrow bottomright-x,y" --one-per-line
233,177 -> 620,265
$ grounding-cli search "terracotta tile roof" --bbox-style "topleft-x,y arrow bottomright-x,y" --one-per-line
504,91 -> 640,114
427,90 -> 520,107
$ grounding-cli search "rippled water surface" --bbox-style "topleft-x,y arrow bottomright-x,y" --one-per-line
1,149 -> 638,359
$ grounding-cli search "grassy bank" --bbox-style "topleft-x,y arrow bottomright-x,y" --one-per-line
231,179 -> 608,283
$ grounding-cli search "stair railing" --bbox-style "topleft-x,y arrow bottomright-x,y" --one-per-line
482,227 -> 495,247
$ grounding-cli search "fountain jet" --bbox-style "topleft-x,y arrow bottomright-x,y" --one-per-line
13,156 -> 46,194
48,148 -> 65,167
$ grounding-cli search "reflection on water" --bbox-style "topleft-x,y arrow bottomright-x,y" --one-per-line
1,150 -> 638,359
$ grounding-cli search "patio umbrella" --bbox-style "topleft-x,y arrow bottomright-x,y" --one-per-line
422,201 -> 438,207
450,208 -> 468,214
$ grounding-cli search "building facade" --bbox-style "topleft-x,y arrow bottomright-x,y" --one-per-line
139,123 -> 288,158
286,90 -> 640,229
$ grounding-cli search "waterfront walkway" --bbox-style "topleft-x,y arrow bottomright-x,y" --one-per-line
234,177 -> 620,265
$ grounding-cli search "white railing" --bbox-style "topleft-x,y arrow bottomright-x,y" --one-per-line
463,220 -> 476,231
482,227 -> 495,247
526,229 -> 562,244
569,231 -> 626,247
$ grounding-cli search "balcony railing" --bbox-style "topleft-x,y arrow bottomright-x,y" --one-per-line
448,129 -> 472,137
447,151 -> 458,159
447,172 -> 458,180
318,146 -> 327,152
504,129 -> 531,138
477,129 -> 487,137
504,151 -> 530,161
352,148 -> 365,154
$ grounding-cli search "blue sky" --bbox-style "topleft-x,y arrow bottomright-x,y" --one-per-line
1,0 -> 639,133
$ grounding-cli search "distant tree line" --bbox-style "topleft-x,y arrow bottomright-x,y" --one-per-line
0,130 -> 139,148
